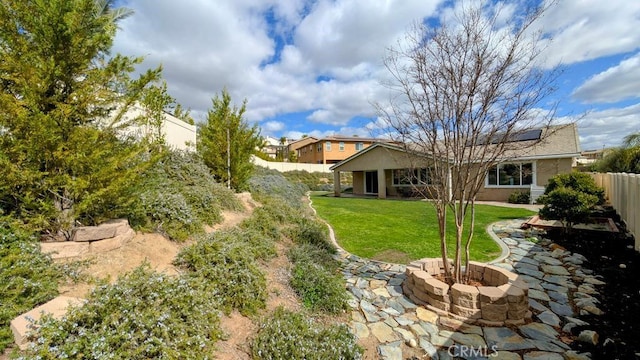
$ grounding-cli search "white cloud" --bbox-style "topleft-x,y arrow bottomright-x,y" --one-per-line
537,0 -> 640,66
557,104 -> 640,150
262,121 -> 286,133
572,53 -> 640,103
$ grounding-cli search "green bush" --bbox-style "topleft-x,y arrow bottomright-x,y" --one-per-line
290,260 -> 348,314
543,172 -> 605,204
21,266 -> 223,359
174,232 -> 267,316
248,173 -> 308,209
0,223 -> 60,352
538,187 -> 599,232
287,243 -> 339,271
251,307 -> 362,360
508,191 -> 530,204
287,218 -> 335,254
130,150 -> 242,241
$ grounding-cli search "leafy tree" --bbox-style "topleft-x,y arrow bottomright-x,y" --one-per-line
197,89 -> 262,191
0,0 -> 165,236
376,2 -> 559,283
593,132 -> 640,174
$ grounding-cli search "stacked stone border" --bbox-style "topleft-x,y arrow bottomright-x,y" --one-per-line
403,258 -> 531,326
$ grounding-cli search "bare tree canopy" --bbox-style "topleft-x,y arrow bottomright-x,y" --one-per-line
376,0 -> 561,284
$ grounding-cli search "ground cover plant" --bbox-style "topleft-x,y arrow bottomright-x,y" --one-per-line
174,229 -> 269,316
131,151 -> 243,241
19,266 -> 224,360
0,222 -> 61,352
251,307 -> 362,360
311,194 -> 536,263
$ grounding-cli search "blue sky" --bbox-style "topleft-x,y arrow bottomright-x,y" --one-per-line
113,0 -> 640,151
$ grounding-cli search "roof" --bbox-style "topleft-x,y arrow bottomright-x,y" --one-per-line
330,123 -> 581,171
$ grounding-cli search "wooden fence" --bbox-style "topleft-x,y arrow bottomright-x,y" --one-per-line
590,172 -> 640,250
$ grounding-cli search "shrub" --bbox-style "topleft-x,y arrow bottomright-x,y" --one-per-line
538,187 -> 599,233
251,307 -> 362,360
248,173 -> 308,209
21,266 -> 223,359
286,217 -> 335,254
290,260 -> 348,314
0,223 -> 60,352
287,243 -> 339,271
543,172 -> 605,204
508,191 -> 530,204
130,150 -> 243,241
174,232 -> 267,316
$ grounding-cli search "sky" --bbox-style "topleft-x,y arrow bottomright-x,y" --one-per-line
112,0 -> 640,151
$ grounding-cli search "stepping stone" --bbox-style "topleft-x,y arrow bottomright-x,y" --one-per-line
584,276 -> 606,285
541,282 -> 569,293
387,285 -> 403,297
514,262 -> 540,272
394,327 -> 416,343
450,332 -> 486,348
420,321 -> 440,339
537,310 -> 561,327
515,267 -> 545,279
351,321 -> 370,339
531,340 -> 566,352
11,296 -> 85,350
548,291 -> 569,304
397,296 -> 417,309
519,323 -> 559,341
528,289 -> 550,302
524,351 -> 563,360
370,322 -> 400,343
416,307 -> 439,323
510,248 -> 529,256
378,342 -> 403,360
388,277 -> 404,286
549,301 -> 574,317
483,327 -> 535,351
395,316 -> 415,326
515,256 -> 540,266
529,299 -> 550,313
502,238 -> 519,246
493,351 -> 522,360
373,287 -> 391,298
565,316 -> 589,326
419,338 -> 439,359
533,255 -> 563,266
361,299 -> 378,313
541,264 -> 570,276
543,275 -> 575,288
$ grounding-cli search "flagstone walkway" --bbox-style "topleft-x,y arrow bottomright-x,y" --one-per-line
335,219 -> 601,360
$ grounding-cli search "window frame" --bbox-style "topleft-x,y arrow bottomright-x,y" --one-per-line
355,142 -> 364,151
485,161 -> 536,188
339,142 -> 345,151
392,168 -> 433,186
325,141 -> 331,151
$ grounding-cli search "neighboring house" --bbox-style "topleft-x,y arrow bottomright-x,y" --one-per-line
329,124 -> 581,202
291,135 -> 389,164
260,136 -> 282,159
116,104 -> 197,151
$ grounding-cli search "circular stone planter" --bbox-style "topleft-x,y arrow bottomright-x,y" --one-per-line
403,258 -> 530,325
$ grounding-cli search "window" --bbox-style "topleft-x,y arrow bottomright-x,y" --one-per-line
325,141 -> 331,151
487,163 -> 533,186
355,142 -> 364,151
393,168 -> 432,186
317,143 -> 322,152
339,142 -> 345,151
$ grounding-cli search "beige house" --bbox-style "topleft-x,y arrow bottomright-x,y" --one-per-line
330,124 -> 581,202
291,136 -> 386,164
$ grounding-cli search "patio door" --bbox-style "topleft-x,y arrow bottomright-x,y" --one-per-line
365,171 -> 378,194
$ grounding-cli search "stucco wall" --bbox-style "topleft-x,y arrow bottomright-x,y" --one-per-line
353,172 -> 364,195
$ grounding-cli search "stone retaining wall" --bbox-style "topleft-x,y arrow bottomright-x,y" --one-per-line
40,219 -> 134,259
403,258 -> 531,326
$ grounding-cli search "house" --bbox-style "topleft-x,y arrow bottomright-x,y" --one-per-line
329,124 -> 581,202
260,136 -> 284,159
290,135 -> 389,164
115,104 -> 197,151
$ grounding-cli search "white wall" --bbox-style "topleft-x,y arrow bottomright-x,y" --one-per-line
113,104 -> 196,151
251,156 -> 332,173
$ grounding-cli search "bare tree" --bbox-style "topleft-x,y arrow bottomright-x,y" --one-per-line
376,1 -> 559,284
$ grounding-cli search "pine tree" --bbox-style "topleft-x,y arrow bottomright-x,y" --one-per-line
197,90 -> 262,191
0,0 -> 166,237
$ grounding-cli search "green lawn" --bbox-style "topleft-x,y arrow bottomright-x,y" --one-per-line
311,194 -> 536,263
